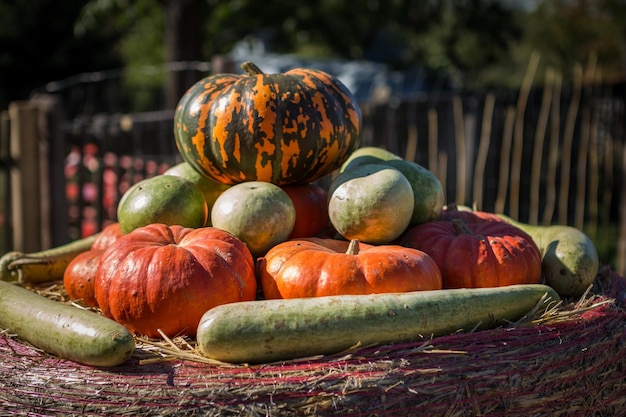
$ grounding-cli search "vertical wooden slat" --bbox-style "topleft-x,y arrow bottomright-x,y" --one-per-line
453,95 -> 466,205
529,68 -> 555,225
30,94 -> 69,247
542,72 -> 563,225
9,101 -> 42,252
618,140 -> 626,277
495,106 -> 515,214
601,125 -> 614,228
586,107 -> 600,239
428,108 -> 438,176
472,93 -> 495,211
403,99 -> 418,162
510,51 -> 540,221
0,110 -> 12,253
574,55 -> 597,231
558,63 -> 583,225
438,151 -> 448,201
574,105 -> 591,231
405,124 -> 418,162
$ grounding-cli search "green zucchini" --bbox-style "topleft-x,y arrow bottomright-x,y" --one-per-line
0,280 -> 135,367
197,284 -> 560,364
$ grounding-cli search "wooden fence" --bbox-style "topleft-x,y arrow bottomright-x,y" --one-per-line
1,72 -> 625,275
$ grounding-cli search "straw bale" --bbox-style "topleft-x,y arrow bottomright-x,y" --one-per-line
1,266 -> 625,416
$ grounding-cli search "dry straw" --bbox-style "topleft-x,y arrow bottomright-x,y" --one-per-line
1,266 -> 625,417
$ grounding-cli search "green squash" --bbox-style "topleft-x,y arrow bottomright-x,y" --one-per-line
328,164 -> 414,244
174,62 -> 361,186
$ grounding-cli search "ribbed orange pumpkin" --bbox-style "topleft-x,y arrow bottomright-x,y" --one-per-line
174,61 -> 361,185
401,219 -> 542,289
258,237 -> 442,299
94,224 -> 257,338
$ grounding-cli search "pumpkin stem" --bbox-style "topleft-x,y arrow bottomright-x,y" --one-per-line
241,61 -> 264,76
451,218 -> 473,235
451,218 -> 487,241
346,239 -> 361,255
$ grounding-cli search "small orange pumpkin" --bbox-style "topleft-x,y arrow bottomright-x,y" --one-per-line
64,222 -> 123,307
94,224 -> 257,338
63,249 -> 103,308
258,237 -> 442,299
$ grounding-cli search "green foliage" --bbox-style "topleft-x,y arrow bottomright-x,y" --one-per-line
201,0 -> 443,64
525,0 -> 626,81
2,0 -> 626,109
0,0 -> 122,108
415,1 -> 524,88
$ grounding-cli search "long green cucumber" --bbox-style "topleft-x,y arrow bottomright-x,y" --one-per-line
197,284 -> 560,364
0,234 -> 99,283
0,280 -> 135,367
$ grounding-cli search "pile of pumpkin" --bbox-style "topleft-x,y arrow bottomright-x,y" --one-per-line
1,62 -> 600,366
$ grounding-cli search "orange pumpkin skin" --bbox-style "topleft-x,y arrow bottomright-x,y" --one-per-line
258,237 -> 442,299
94,224 -> 257,338
91,222 -> 123,250
401,219 -> 542,289
281,183 -> 330,239
63,249 -> 103,308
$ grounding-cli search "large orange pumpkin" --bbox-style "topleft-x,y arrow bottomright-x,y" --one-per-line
401,218 -> 542,289
174,61 -> 361,185
258,237 -> 442,299
94,224 -> 257,338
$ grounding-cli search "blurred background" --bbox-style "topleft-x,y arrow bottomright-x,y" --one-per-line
0,0 -> 624,274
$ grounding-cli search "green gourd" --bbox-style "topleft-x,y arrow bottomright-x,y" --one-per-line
197,284 -> 560,364
497,214 -> 599,298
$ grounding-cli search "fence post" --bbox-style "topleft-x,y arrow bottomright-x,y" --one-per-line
8,101 -> 44,252
30,94 -> 69,247
618,142 -> 626,277
0,110 -> 11,254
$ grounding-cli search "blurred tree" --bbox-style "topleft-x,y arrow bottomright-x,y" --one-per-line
2,0 -> 626,111
525,0 -> 626,82
200,0 -> 443,66
0,0 -> 122,109
415,0 -> 524,88
75,0 -> 208,109
68,0 -> 530,100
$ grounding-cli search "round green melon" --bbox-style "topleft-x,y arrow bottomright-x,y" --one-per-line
117,175 -> 208,234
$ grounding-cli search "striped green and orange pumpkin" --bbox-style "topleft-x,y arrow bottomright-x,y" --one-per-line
174,62 -> 361,186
